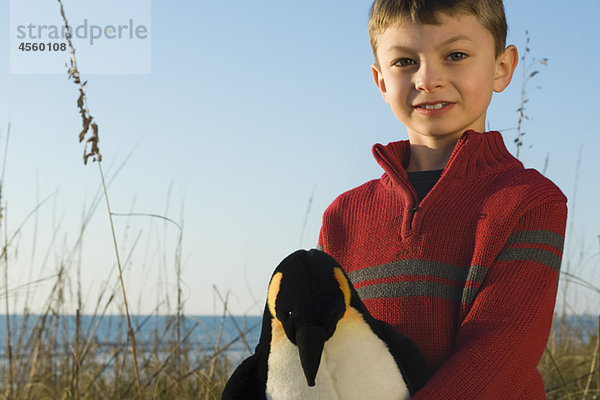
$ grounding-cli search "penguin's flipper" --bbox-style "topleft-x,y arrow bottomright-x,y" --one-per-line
221,353 -> 266,400
370,318 -> 432,395
346,286 -> 431,395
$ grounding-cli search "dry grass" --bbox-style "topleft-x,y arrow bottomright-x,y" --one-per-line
541,316 -> 600,399
0,310 -> 251,399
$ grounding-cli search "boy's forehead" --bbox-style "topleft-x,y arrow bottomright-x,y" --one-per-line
377,13 -> 493,51
384,10 -> 484,32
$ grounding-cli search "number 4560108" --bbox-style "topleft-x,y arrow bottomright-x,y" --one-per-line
19,42 -> 67,51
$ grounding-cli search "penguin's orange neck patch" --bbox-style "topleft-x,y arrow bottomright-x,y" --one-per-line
333,267 -> 351,307
267,272 -> 283,319
270,318 -> 286,346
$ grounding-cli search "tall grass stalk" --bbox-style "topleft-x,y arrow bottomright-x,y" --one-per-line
56,0 -> 142,397
514,30 -> 548,159
1,123 -> 13,400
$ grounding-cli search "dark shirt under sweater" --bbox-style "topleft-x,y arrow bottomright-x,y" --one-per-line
407,169 -> 444,202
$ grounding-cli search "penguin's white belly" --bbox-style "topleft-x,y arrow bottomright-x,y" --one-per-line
266,308 -> 411,400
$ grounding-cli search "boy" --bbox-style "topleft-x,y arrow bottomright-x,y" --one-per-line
317,0 -> 567,398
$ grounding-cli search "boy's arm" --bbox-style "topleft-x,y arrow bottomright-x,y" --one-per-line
411,199 -> 567,399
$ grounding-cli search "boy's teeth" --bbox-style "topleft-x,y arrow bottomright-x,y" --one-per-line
421,103 -> 448,109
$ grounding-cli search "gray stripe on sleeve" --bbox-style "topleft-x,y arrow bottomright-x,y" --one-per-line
497,247 -> 562,272
506,230 -> 564,253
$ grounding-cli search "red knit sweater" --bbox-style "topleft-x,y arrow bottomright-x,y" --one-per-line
318,130 -> 567,399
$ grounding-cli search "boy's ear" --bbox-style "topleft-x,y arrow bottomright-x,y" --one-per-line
371,64 -> 390,104
493,45 -> 519,93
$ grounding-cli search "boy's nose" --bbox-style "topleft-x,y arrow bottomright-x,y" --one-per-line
413,62 -> 445,92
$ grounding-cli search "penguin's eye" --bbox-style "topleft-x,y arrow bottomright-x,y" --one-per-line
278,308 -> 292,319
281,309 -> 295,322
276,307 -> 293,321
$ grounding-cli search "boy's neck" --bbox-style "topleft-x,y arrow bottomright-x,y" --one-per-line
406,142 -> 455,172
405,130 -> 469,172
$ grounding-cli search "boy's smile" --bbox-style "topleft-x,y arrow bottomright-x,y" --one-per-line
372,13 -> 517,158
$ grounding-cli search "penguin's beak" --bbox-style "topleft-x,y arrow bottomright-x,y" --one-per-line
295,325 -> 328,387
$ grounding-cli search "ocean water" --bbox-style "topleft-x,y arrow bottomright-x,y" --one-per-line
0,313 -> 597,360
0,314 -> 262,361
551,314 -> 599,344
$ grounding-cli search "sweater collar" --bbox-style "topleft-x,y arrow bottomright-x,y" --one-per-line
372,130 -> 523,189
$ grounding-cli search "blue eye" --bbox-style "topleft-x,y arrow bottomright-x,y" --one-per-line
447,52 -> 467,61
394,58 -> 416,67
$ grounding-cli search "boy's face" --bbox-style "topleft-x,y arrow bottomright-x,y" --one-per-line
371,13 -> 517,147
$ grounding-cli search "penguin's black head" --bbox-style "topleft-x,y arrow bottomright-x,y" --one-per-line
267,249 -> 351,386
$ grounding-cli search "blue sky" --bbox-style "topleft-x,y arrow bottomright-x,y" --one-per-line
1,0 -> 598,316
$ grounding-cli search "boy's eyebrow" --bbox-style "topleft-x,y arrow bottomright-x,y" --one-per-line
385,34 -> 474,53
439,34 -> 473,47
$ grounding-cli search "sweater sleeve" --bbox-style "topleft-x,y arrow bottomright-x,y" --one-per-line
411,200 -> 567,399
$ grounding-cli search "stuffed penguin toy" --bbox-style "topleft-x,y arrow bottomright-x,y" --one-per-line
221,249 -> 431,400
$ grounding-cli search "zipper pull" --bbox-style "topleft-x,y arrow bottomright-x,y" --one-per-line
406,206 -> 419,231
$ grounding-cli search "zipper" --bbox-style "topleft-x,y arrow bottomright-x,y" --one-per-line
401,182 -> 420,237
405,180 -> 421,232
406,205 -> 419,231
